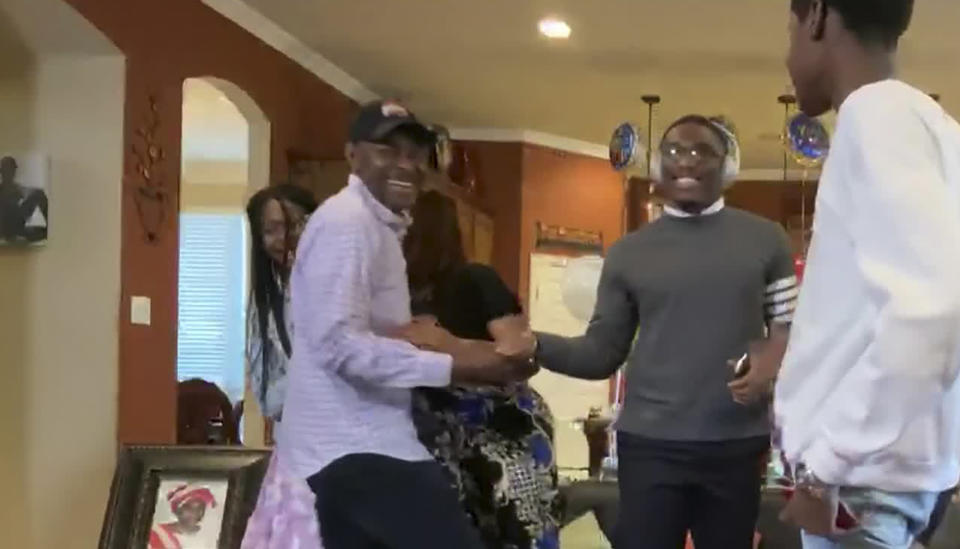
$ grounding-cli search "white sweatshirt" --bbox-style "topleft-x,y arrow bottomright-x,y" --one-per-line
775,80 -> 960,492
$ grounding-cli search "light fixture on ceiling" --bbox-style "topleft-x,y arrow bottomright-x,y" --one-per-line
538,17 -> 571,39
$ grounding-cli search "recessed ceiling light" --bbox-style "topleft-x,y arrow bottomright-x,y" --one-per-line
538,18 -> 571,39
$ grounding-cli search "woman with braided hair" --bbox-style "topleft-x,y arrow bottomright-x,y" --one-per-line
244,183 -> 318,423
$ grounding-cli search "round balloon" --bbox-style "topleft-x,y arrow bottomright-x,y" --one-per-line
562,255 -> 604,322
609,123 -> 645,172
785,113 -> 830,168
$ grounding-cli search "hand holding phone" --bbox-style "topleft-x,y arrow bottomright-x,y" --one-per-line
732,352 -> 751,379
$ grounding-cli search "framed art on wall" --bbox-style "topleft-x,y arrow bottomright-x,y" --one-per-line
0,152 -> 49,246
99,446 -> 270,549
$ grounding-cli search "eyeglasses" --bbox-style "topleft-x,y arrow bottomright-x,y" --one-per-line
660,142 -> 724,163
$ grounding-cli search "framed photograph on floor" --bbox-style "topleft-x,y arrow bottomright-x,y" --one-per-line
99,446 -> 270,549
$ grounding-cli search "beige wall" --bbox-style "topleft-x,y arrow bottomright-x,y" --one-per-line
0,53 -> 124,548
181,159 -> 249,211
0,58 -> 36,549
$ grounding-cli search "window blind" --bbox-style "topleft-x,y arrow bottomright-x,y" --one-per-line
177,213 -> 247,401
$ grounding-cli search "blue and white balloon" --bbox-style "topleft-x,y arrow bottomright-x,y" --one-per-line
609,123 -> 646,172
785,113 -> 830,168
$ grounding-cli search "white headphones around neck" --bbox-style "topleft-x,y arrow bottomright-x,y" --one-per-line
651,119 -> 741,189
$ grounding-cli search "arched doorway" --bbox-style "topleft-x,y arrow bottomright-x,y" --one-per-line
177,76 -> 270,446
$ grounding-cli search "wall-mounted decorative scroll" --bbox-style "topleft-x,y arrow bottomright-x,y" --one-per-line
535,221 -> 603,254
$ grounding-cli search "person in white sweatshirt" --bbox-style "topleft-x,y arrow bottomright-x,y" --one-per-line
772,1 -> 960,548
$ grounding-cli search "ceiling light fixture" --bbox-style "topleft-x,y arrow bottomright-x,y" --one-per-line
538,18 -> 571,39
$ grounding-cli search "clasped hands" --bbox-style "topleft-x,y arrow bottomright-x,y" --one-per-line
396,315 -> 539,385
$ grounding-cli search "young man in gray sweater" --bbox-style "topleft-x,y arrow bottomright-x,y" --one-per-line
506,115 -> 796,549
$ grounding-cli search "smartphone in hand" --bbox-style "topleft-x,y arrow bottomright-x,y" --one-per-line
732,353 -> 751,379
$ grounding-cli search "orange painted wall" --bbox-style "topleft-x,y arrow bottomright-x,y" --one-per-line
518,144 -> 625,305
457,142 -> 625,304
66,0 -> 357,443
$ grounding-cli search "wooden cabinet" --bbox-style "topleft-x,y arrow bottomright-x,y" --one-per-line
426,171 -> 495,265
473,211 -> 494,266
455,200 -> 494,265
288,156 -> 350,204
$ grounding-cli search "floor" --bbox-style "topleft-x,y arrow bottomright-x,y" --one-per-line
560,514 -> 612,549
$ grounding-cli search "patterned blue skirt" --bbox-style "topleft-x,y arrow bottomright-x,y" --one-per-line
413,383 -> 561,549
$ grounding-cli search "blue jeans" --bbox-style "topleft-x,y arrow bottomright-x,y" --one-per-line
800,487 -> 939,549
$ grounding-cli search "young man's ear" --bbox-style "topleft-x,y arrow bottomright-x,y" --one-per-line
809,0 -> 828,41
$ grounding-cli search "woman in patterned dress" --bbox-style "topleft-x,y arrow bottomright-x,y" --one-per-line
404,191 -> 560,549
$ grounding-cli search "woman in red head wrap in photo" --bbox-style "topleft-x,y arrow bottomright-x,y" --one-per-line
148,484 -> 218,549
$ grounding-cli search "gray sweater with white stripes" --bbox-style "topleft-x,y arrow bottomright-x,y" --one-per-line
537,207 -> 797,442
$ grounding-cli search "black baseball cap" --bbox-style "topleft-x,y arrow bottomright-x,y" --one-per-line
348,100 -> 435,145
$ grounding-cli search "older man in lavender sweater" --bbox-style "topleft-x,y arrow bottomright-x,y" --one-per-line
246,102 -> 534,549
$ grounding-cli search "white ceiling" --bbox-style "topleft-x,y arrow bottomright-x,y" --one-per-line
238,0 -> 960,169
